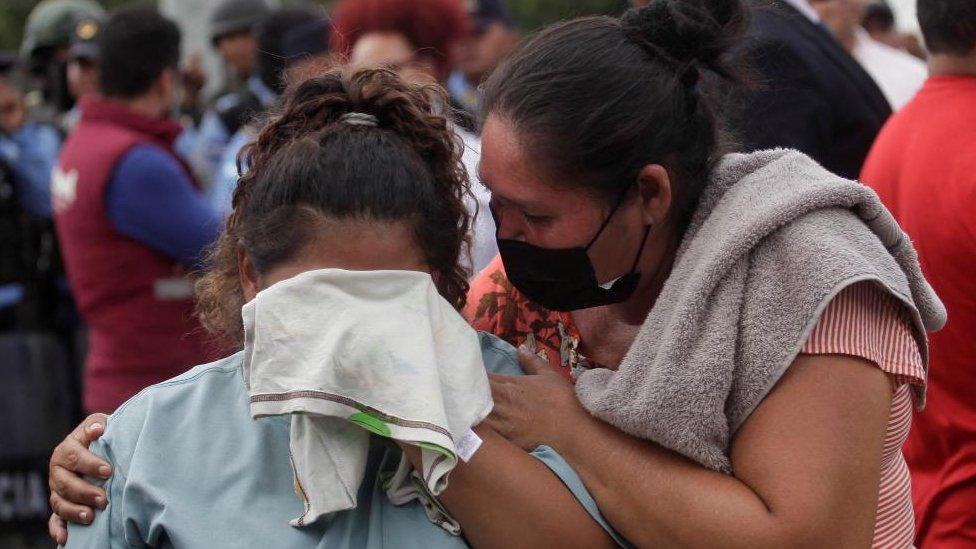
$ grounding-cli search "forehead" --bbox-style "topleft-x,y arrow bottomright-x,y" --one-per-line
349,32 -> 414,68
478,115 -> 579,207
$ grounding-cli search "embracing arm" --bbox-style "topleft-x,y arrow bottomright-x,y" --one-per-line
51,353 -> 887,548
400,424 -> 616,548
53,412 -> 615,549
534,354 -> 890,548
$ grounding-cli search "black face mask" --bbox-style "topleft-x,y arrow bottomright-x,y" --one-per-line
493,192 -> 652,312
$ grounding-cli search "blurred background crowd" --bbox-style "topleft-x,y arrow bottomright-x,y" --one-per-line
0,0 -> 971,546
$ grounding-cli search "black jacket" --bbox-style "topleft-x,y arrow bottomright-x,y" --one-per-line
733,0 -> 892,180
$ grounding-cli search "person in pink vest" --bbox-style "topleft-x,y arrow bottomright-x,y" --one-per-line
52,6 -> 224,414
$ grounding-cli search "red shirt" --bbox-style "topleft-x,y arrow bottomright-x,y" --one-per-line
861,75 -> 976,547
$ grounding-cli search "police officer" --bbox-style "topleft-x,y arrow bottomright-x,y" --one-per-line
20,0 -> 105,130
62,16 -> 103,130
189,5 -> 311,189
181,0 -> 271,184
205,15 -> 332,214
9,1 -> 104,222
0,50 -> 77,549
210,0 -> 271,96
447,0 -> 519,132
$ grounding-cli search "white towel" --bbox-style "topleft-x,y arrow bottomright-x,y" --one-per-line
242,269 -> 493,530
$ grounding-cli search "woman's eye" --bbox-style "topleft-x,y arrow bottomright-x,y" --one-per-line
523,212 -> 551,224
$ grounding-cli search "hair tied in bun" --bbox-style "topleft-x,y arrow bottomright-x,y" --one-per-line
621,0 -> 746,82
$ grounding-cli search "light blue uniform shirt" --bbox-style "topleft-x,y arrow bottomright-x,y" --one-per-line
0,122 -> 61,219
207,127 -> 252,214
66,333 -> 626,548
188,77 -> 276,188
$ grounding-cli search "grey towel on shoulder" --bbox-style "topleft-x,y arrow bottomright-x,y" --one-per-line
574,149 -> 946,474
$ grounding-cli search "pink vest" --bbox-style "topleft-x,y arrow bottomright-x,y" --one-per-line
54,96 -> 221,413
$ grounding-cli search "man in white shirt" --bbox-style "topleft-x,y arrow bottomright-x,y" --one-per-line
811,0 -> 928,109
852,27 -> 927,109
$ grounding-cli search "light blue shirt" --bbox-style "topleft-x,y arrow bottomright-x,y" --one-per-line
66,333 -> 626,548
188,77 -> 277,188
207,127 -> 252,214
0,122 -> 61,219
447,71 -> 481,120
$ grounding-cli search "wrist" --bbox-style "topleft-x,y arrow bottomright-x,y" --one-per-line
549,403 -> 596,455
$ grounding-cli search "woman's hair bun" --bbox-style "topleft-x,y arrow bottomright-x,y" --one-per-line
621,0 -> 746,79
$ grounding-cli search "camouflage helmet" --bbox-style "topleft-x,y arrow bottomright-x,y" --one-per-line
20,0 -> 105,59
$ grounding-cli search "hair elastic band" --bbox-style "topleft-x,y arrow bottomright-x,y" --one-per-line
340,112 -> 379,127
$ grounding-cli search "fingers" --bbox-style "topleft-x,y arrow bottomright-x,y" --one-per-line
48,512 -> 68,545
50,490 -> 94,526
48,414 -> 111,522
52,429 -> 112,479
488,374 -> 516,403
49,460 -> 108,509
487,372 -> 515,384
481,412 -> 510,439
74,413 -> 109,446
516,345 -> 555,375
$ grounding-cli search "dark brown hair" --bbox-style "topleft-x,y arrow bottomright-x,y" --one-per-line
483,0 -> 746,228
918,0 -> 976,56
196,68 -> 472,343
99,7 -> 181,99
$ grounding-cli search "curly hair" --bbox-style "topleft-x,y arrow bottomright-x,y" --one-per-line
195,68 -> 472,344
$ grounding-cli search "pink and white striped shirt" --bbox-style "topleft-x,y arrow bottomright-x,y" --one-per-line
800,281 -> 925,548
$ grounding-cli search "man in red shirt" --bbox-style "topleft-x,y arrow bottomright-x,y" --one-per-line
860,1 -> 976,546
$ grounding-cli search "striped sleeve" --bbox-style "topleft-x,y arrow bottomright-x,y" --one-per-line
801,281 -> 926,387
801,281 -> 924,548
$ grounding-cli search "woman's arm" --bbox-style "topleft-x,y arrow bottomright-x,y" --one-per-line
400,424 -> 617,548
488,351 -> 891,548
54,413 -> 616,549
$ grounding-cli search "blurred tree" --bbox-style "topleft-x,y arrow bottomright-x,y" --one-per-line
0,0 -> 140,52
509,0 -> 629,31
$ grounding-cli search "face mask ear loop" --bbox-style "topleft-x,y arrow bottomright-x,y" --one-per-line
585,188 -> 633,250
629,224 -> 653,273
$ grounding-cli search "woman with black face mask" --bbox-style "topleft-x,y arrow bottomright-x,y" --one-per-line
49,0 -> 943,546
464,0 -> 941,545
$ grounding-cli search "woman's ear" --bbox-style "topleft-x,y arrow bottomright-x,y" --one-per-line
238,245 -> 260,302
635,164 -> 673,225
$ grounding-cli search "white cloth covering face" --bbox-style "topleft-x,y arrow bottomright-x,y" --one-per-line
242,269 -> 493,531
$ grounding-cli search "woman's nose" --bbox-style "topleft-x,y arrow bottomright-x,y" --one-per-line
490,209 -> 523,241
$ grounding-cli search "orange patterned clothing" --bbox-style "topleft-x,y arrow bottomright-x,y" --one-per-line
466,256 -> 925,548
464,256 -> 587,381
